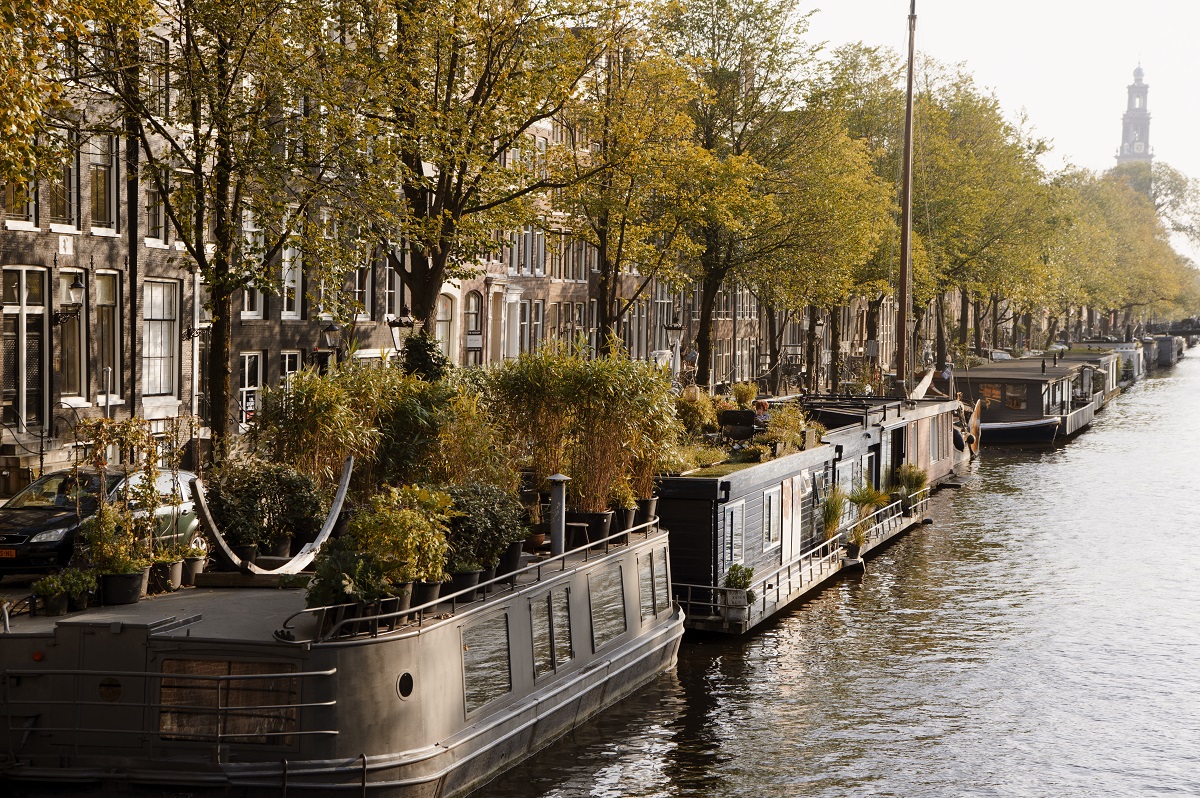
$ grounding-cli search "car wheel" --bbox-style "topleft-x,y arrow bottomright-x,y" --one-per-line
189,535 -> 209,554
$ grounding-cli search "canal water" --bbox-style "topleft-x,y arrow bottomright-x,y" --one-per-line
489,355 -> 1200,797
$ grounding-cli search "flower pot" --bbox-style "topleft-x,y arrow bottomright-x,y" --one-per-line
231,544 -> 258,565
844,542 -> 862,559
635,497 -> 658,527
101,571 -> 147,606
616,507 -> 638,532
181,556 -> 207,587
150,560 -> 184,593
496,540 -> 525,583
524,522 -> 550,553
384,583 -> 413,628
37,593 -> 69,617
566,510 -> 613,547
68,590 -> 90,612
411,580 -> 442,612
478,564 -> 497,597
447,570 -> 481,601
269,538 -> 293,558
721,589 -> 750,623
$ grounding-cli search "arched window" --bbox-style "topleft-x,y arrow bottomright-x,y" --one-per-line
435,294 -> 454,357
465,291 -> 482,333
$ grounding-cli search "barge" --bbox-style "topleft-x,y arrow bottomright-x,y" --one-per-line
661,396 -> 966,634
0,521 -> 683,797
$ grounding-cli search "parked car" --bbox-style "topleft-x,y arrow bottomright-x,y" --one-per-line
0,469 -> 204,580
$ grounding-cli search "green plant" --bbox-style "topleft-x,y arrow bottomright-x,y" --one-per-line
429,391 -> 522,493
848,484 -> 890,515
609,478 -> 637,511
675,387 -> 719,438
731,381 -> 758,409
305,536 -> 391,608
822,485 -> 848,540
443,482 -> 526,571
672,442 -> 728,472
402,331 -> 451,382
894,464 -> 928,497
761,403 -> 810,454
182,545 -> 209,559
79,501 -> 149,575
347,485 -> 453,584
206,459 -> 324,548
730,443 -> 772,463
723,563 -> 756,603
59,567 -> 97,597
31,572 -> 68,597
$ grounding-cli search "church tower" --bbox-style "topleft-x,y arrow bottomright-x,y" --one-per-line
1117,65 -> 1151,164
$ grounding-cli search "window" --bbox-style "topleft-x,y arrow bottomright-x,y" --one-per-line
464,291 -> 482,333
49,139 -> 77,226
763,485 -> 782,549
2,268 -> 46,427
159,659 -> 298,746
142,280 -> 177,396
96,273 -> 120,399
280,351 -> 301,383
145,179 -> 165,240
518,300 -> 530,353
1004,384 -> 1027,410
979,383 -> 1002,404
3,181 -> 36,226
281,242 -> 300,319
589,564 -> 626,652
462,614 -> 511,713
239,352 -> 261,424
722,501 -> 744,569
241,285 -> 262,319
144,36 -> 169,118
531,586 -> 573,679
531,300 -> 543,349
384,255 -> 405,317
58,272 -> 85,397
240,212 -> 263,318
352,261 -> 372,320
434,293 -> 453,357
90,136 -> 117,229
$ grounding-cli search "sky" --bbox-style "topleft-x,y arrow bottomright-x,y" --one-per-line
803,0 -> 1200,180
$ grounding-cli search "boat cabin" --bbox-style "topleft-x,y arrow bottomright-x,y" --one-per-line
934,360 -> 1086,444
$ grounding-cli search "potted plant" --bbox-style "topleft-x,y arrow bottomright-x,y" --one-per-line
846,484 -> 889,557
150,548 -> 184,593
207,459 -> 324,564
894,464 -> 928,514
81,502 -> 152,606
346,485 -> 452,611
721,563 -> 756,622
59,568 -> 97,611
181,544 -> 208,586
730,381 -> 758,409
31,572 -> 71,617
609,479 -> 638,535
822,485 -> 848,542
305,537 -> 391,636
444,482 -> 525,593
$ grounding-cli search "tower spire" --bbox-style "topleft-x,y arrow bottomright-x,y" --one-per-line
1117,65 -> 1151,164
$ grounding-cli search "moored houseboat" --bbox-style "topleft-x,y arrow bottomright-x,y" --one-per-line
659,396 -> 965,635
0,522 -> 683,797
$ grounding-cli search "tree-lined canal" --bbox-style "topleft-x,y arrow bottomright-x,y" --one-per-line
489,356 -> 1200,797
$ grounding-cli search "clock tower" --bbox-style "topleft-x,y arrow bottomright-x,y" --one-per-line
1117,65 -> 1151,164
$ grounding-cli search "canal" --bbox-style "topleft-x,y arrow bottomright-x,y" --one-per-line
489,355 -> 1200,797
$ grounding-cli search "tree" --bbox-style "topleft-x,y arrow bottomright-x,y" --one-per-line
556,5 -> 706,350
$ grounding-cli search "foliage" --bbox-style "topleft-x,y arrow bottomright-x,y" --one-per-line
609,478 -> 637,511
730,444 -> 773,464
760,403 -> 811,454
32,567 -> 96,598
723,563 -> 756,604
443,483 -> 526,572
206,458 -> 323,548
894,464 -> 928,497
305,536 -> 391,609
822,486 -> 848,540
402,333 -> 451,382
429,390 -> 521,493
79,503 -> 148,575
670,442 -> 729,472
346,485 -> 453,584
182,545 -> 209,559
730,382 -> 758,409
675,389 -> 720,438
848,484 -> 890,514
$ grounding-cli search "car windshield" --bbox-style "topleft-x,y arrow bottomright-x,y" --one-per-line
4,473 -> 123,511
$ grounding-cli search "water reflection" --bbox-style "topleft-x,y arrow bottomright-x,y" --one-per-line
485,359 -> 1200,797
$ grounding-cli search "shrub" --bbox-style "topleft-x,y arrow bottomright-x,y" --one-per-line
346,485 -> 453,584
402,332 -> 451,382
723,563 -> 756,603
305,536 -> 391,608
761,403 -> 810,454
822,486 -> 848,540
443,483 -> 526,572
731,381 -> 758,409
207,459 -> 324,549
675,391 -> 719,438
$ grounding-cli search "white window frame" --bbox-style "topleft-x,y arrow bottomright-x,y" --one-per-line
141,279 -> 178,397
1,267 -> 48,428
238,351 -> 262,426
57,271 -> 87,399
281,241 -> 301,320
763,485 -> 782,550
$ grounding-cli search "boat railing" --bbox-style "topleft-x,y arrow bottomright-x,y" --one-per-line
279,519 -> 666,644
0,666 -> 338,761
673,491 -> 927,624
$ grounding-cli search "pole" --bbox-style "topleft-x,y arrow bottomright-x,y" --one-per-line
548,474 -> 570,556
895,0 -> 917,397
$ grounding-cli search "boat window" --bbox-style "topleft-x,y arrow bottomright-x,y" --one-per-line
589,563 -> 626,652
1004,384 -> 1027,410
462,613 -> 511,713
979,383 -> 1001,405
531,586 -> 572,679
159,659 -> 298,745
762,485 -> 782,550
652,548 -> 670,615
639,554 -> 655,621
722,501 -> 744,569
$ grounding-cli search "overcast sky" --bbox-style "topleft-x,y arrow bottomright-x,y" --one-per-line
804,1 -> 1200,181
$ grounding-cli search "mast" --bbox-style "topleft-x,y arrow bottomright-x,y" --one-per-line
895,0 -> 916,396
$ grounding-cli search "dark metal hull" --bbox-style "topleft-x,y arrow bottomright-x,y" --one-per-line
979,417 -> 1061,445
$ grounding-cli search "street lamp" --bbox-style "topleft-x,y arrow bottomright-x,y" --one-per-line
664,313 -> 685,376
321,321 -> 343,350
387,305 -> 416,351
52,273 -> 85,324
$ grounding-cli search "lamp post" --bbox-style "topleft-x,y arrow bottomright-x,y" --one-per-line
664,314 -> 685,377
387,305 -> 416,352
51,273 -> 85,324
813,318 -> 826,393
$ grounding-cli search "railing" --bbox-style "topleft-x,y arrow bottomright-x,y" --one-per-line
279,519 -> 666,644
1,666 -> 338,761
674,490 -> 930,625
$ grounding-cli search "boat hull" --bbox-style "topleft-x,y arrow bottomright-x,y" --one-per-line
979,417 -> 1060,445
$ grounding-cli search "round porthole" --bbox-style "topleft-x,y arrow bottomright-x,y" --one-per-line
396,672 -> 414,699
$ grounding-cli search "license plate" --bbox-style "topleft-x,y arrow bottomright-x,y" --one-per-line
0,549 -> 16,558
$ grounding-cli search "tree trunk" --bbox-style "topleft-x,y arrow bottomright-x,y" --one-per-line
935,293 -> 947,369
1042,317 -> 1059,349
958,289 -> 970,349
765,306 -> 783,396
829,307 -> 842,393
804,305 -> 818,393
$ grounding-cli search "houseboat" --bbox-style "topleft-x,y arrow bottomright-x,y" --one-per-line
0,522 -> 684,797
934,358 -> 1093,444
659,396 -> 965,635
1059,348 -> 1121,410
